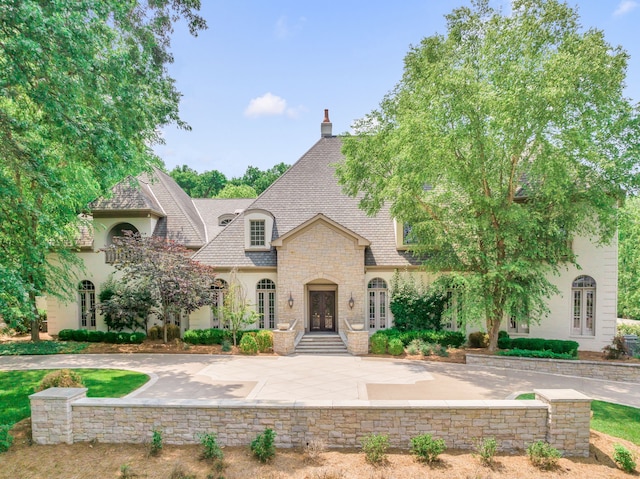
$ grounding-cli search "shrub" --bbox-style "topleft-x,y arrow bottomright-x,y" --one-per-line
72,329 -> 89,342
86,330 -> 105,342
0,424 -> 13,453
250,428 -> 276,463
474,437 -> 497,466
119,464 -> 135,479
183,329 -> 201,345
239,334 -> 259,354
388,338 -> 404,356
168,462 -> 196,479
197,432 -> 224,461
38,369 -> 84,390
603,335 -> 630,360
406,339 -> 423,355
58,329 -> 74,341
361,433 -> 389,465
116,332 -> 131,344
618,322 -> 640,336
435,344 -> 449,357
149,429 -> 162,456
527,440 -> 561,469
497,336 -> 512,349
203,328 -> 226,345
256,330 -> 273,352
509,337 -> 579,357
497,349 -> 576,360
104,331 -> 118,343
410,433 -> 446,464
374,328 -> 466,348
166,324 -> 181,341
147,325 -> 162,340
389,271 -> 449,331
498,330 -> 509,339
613,444 -> 637,473
370,334 -> 388,354
130,332 -> 146,344
304,438 -> 327,463
468,331 -> 489,348
221,339 -> 232,352
420,342 -> 435,356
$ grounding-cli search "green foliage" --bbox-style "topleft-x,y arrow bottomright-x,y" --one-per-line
222,269 -> 260,346
387,338 -> 405,356
130,332 -> 146,344
507,338 -> 579,357
370,334 -> 388,354
497,349 -> 575,360
165,324 -> 182,342
361,433 -> 389,465
590,401 -> 640,445
618,198 -> 640,320
389,271 -> 448,331
468,332 -> 489,348
105,331 -> 118,344
98,277 -> 156,332
239,334 -> 259,355
474,437 -> 498,466
38,369 -> 84,390
250,428 -> 276,463
147,325 -> 163,340
372,328 -> 466,349
149,429 -> 163,457
613,444 -> 637,473
87,330 -> 106,343
337,0 -> 640,353
221,340 -> 232,352
119,464 -> 134,479
215,184 -> 257,199
420,342 -> 435,356
603,335 -> 630,359
72,329 -> 89,342
618,322 -> 640,336
58,329 -> 74,341
526,441 -> 561,469
0,424 -> 14,453
406,339 -> 422,355
169,165 -> 227,198
256,330 -> 273,352
197,432 -> 224,461
183,328 -> 231,345
410,434 -> 446,464
0,340 -> 88,356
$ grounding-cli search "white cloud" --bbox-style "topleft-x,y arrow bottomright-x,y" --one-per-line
274,15 -> 306,39
244,93 -> 305,119
614,0 -> 638,16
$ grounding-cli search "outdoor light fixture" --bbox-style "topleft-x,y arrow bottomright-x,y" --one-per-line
348,293 -> 355,309
288,292 -> 294,308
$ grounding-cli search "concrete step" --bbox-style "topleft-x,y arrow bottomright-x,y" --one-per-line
295,333 -> 349,355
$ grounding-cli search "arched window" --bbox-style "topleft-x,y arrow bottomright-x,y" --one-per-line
107,223 -> 139,245
78,280 -> 96,330
572,275 -> 596,336
256,279 -> 276,329
211,279 -> 228,329
368,278 -> 388,330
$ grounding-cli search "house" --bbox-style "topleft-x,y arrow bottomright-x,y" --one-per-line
45,112 -> 618,351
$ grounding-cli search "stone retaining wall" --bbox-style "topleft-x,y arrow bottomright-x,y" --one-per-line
30,388 -> 591,456
466,354 -> 640,384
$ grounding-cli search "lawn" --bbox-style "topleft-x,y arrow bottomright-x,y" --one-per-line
517,393 -> 640,445
0,341 -> 89,355
0,369 -> 149,427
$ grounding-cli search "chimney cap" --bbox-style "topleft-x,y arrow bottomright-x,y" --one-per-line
321,109 -> 332,138
323,109 -> 331,123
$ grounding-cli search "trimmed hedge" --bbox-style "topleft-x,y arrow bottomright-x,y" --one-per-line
497,348 -> 576,360
370,334 -> 388,354
372,328 -> 466,349
182,328 -> 261,346
56,329 -> 146,345
58,329 -> 74,341
498,337 -> 579,358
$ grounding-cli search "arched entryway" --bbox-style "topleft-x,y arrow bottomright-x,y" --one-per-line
307,280 -> 337,332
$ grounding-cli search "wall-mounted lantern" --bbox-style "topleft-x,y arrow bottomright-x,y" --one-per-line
288,292 -> 294,308
348,293 -> 355,309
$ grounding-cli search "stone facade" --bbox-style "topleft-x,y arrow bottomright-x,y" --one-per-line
466,354 -> 640,384
272,329 -> 297,355
30,387 -> 87,445
30,389 -> 591,456
346,330 -> 369,355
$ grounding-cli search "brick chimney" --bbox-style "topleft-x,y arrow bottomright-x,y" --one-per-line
321,109 -> 332,138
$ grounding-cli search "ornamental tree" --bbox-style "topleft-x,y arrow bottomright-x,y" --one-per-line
0,1 -> 206,339
222,268 -> 260,346
337,0 -> 640,350
104,232 -> 216,343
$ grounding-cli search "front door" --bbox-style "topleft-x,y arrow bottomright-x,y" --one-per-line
309,291 -> 335,331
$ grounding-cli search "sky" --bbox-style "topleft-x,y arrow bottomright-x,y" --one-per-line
154,1 -> 640,179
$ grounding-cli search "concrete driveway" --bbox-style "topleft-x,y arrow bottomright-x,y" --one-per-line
1,353 -> 639,407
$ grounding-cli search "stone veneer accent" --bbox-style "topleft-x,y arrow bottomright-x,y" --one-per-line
346,330 -> 369,355
272,329 -> 297,355
30,389 -> 591,456
466,354 -> 640,384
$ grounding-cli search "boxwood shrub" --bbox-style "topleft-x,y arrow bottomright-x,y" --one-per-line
58,329 -> 74,341
497,348 -> 576,360
370,334 -> 388,354
86,330 -> 106,343
388,338 -> 404,356
130,332 -> 146,344
71,329 -> 89,342
372,328 -> 466,349
500,337 -> 579,358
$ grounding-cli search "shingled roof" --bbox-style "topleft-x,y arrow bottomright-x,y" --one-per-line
192,136 -> 420,268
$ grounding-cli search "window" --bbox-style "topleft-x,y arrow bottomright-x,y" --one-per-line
218,215 -> 234,226
572,275 -> 596,336
403,223 -> 416,245
105,223 -> 139,263
256,279 -> 276,329
211,279 -> 228,329
250,220 -> 265,247
442,290 -> 461,331
368,278 -> 388,330
508,316 -> 530,334
78,280 -> 96,329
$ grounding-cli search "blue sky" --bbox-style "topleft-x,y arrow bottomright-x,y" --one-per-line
154,1 -> 640,179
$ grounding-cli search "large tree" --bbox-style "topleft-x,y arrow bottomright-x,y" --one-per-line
337,0 -> 640,350
0,1 -> 206,339
104,233 -> 216,343
169,165 -> 227,198
618,196 -> 640,320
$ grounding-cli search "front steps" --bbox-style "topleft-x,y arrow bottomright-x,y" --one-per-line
295,332 -> 349,355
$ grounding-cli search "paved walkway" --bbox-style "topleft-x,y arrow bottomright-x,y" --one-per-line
1,354 -> 639,407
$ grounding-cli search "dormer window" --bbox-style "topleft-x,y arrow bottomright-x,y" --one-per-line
244,208 -> 274,251
394,219 -> 416,250
250,220 -> 265,246
218,214 -> 234,226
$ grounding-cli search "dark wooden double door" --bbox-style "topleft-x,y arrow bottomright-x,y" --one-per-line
309,291 -> 335,331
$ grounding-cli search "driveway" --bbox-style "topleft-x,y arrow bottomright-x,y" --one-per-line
1,353 -> 639,407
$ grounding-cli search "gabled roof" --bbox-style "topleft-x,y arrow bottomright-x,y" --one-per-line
193,136 -> 421,268
192,198 -> 254,241
89,175 -> 165,217
271,213 -> 370,247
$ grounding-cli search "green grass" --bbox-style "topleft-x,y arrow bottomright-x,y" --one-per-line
0,369 -> 149,427
0,341 -> 89,355
517,393 -> 640,445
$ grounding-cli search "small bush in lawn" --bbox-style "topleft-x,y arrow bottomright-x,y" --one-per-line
221,339 -> 232,352
250,427 -> 276,463
149,429 -> 163,456
38,369 -> 84,391
526,440 -> 561,469
474,437 -> 498,466
197,432 -> 224,461
304,438 -> 328,463
0,424 -> 14,453
256,330 -> 273,352
370,334 -> 388,354
388,338 -> 404,356
613,444 -> 637,473
119,464 -> 136,479
361,433 -> 389,465
410,433 -> 446,464
406,339 -> 424,355
420,342 -> 435,356
239,334 -> 259,354
57,329 -> 74,341
468,331 -> 489,348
